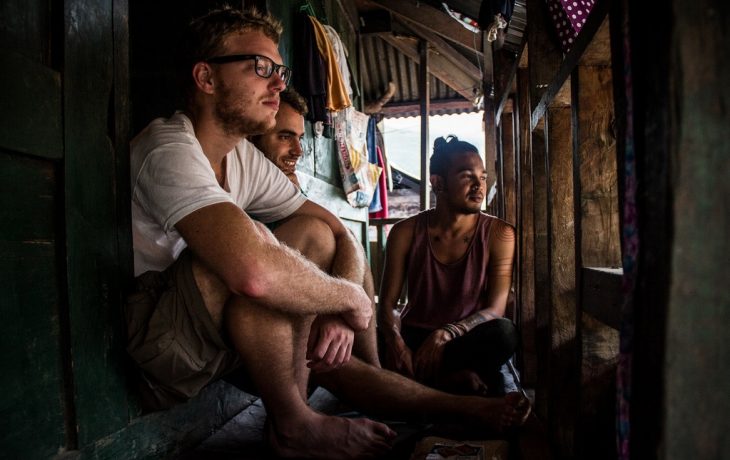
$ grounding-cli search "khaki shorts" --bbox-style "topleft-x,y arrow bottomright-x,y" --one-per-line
124,249 -> 242,410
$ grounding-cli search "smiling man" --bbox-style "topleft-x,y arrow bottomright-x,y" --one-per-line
250,87 -> 308,188
379,135 -> 520,398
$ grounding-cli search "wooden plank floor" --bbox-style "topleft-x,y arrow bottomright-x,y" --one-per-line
175,365 -> 551,459
175,387 -> 438,460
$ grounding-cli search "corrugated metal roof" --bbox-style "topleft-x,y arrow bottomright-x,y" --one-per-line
357,0 -> 526,118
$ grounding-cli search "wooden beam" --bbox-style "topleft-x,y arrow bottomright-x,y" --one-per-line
397,20 -> 482,81
531,0 -> 609,129
370,0 -> 483,56
378,34 -> 479,101
418,39 -> 430,211
526,0 -> 563,122
494,40 -> 523,120
502,111 -> 517,227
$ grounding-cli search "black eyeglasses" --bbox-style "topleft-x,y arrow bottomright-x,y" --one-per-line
205,54 -> 292,86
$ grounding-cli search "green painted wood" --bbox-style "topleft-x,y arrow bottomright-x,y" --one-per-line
665,0 -> 730,458
64,0 -> 129,446
0,152 -> 66,459
58,382 -> 258,460
298,173 -> 368,223
0,50 -> 63,159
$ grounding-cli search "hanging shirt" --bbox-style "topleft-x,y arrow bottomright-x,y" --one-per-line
308,16 -> 352,111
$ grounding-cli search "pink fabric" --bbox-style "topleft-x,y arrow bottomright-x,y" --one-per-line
546,0 -> 596,52
369,146 -> 388,219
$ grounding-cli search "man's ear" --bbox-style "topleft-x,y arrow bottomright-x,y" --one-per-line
430,174 -> 443,193
192,62 -> 215,94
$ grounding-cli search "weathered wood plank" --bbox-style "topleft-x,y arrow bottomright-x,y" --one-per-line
370,0 -> 483,56
526,0 -> 562,123
501,111 -> 517,227
531,1 -> 609,130
64,0 -> 129,445
298,173 -> 368,223
573,62 -> 620,459
516,68 -> 537,387
58,382 -> 257,460
0,50 -> 63,159
531,125 -> 550,422
0,152 -> 65,459
546,106 -> 577,459
577,65 -> 620,268
397,20 -> 482,82
665,0 -> 730,458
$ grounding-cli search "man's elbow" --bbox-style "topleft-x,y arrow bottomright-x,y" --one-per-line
222,261 -> 272,300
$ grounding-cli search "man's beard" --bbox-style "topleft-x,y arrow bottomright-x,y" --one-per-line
214,83 -> 273,137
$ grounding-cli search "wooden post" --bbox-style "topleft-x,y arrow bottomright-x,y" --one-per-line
517,68 -> 537,387
666,0 -> 730,454
531,122 -> 550,422
501,110 -> 517,226
419,39 -> 430,211
575,63 -> 620,458
501,110 -> 518,321
526,0 -> 562,125
546,106 -> 578,459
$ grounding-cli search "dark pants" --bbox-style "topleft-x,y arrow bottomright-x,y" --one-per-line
401,318 -> 518,389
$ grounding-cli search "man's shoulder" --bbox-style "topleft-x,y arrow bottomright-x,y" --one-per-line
132,112 -> 197,154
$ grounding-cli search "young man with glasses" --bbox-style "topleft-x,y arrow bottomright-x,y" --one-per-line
127,7 -> 528,459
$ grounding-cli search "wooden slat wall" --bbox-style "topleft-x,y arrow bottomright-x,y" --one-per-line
516,68 -> 537,387
546,106 -> 578,458
0,1 -> 68,457
574,61 -> 620,459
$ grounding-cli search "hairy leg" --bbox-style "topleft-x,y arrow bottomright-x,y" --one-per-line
193,223 -> 395,458
275,216 -> 381,367
317,357 -> 530,433
226,300 -> 394,459
352,258 -> 381,367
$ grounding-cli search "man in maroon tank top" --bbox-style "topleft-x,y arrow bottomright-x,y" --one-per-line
379,135 -> 520,397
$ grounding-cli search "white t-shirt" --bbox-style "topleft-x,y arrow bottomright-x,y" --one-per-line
131,111 -> 306,275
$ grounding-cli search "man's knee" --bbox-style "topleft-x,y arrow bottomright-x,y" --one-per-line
274,215 -> 336,269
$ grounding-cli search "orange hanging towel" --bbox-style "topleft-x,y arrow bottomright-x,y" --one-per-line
307,16 -> 352,111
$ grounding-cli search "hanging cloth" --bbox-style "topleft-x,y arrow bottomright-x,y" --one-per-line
323,24 -> 353,99
293,12 -> 328,123
308,16 -> 352,111
544,0 -> 596,52
368,146 -> 389,219
367,117 -> 382,213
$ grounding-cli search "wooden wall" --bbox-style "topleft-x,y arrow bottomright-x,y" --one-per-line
494,0 -> 620,458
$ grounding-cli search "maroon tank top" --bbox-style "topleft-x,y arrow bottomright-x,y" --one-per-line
400,210 -> 495,330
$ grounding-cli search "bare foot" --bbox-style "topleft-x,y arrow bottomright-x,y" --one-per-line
471,392 -> 531,433
267,412 -> 397,459
500,391 -> 531,429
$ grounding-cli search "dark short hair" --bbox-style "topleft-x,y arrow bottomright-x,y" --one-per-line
177,6 -> 283,104
279,87 -> 309,116
429,135 -> 480,177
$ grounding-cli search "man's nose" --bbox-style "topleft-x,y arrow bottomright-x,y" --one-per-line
292,139 -> 303,156
269,73 -> 286,92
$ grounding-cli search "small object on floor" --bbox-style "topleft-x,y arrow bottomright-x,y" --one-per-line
410,436 -> 509,460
